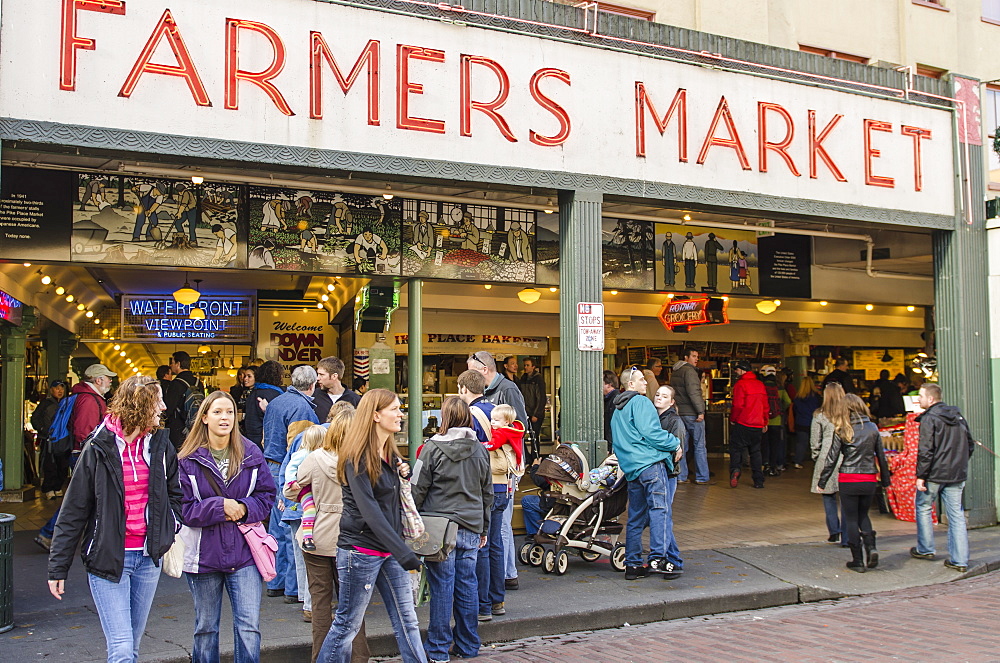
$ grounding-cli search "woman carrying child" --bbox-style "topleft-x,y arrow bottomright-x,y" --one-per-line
412,397 -> 492,662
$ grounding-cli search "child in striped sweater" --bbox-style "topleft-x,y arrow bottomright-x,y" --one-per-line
285,424 -> 326,551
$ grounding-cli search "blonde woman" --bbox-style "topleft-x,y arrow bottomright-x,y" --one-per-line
810,383 -> 846,545
817,394 -> 890,572
47,374 -> 182,663
317,388 -> 425,663
177,391 -> 277,663
284,404 -> 370,663
792,376 -> 822,468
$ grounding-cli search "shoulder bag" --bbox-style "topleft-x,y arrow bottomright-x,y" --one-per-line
202,464 -> 278,581
404,441 -> 458,563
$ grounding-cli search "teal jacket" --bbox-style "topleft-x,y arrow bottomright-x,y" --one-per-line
611,391 -> 681,481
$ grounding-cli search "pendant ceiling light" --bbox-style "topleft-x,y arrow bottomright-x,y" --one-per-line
172,272 -> 201,306
517,288 -> 541,304
189,307 -> 206,320
197,344 -> 211,354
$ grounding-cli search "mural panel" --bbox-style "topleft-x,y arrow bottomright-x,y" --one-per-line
655,223 -> 758,295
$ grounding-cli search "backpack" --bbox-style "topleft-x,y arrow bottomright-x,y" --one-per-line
47,394 -> 80,455
174,376 -> 205,437
765,384 -> 782,420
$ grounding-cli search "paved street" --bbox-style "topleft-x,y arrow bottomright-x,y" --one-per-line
456,571 -> 999,663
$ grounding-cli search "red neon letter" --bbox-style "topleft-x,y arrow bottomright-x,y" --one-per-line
118,10 -> 211,106
310,34 -> 379,124
757,102 -> 800,176
396,45 -> 446,134
808,111 -> 847,182
60,0 -> 126,91
901,125 -> 932,191
634,83 -> 687,160
225,19 -> 293,116
529,68 -> 572,147
864,119 -> 895,188
460,55 -> 516,142
697,96 -> 751,169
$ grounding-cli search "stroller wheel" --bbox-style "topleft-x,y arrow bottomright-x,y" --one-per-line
528,544 -> 545,567
554,550 -> 570,575
611,544 -> 627,572
579,549 -> 602,562
519,541 -> 534,565
542,549 -> 556,574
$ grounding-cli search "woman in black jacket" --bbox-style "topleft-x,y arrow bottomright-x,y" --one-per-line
412,397 -> 492,662
47,374 -> 183,663
317,388 -> 426,663
242,361 -> 284,448
817,394 -> 890,573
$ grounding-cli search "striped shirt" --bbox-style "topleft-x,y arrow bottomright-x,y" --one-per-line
122,438 -> 150,550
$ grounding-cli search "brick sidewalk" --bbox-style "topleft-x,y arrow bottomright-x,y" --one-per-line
459,572 -> 1000,662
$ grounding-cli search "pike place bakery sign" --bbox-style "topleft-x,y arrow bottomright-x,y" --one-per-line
0,0 -> 955,217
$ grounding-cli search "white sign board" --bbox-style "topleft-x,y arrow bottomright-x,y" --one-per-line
577,302 -> 605,352
0,0 -> 955,216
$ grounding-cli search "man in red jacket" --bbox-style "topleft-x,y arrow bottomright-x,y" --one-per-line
729,361 -> 769,489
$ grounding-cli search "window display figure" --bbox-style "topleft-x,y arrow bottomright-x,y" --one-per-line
703,232 -> 724,292
681,232 -> 697,289
328,194 -> 353,235
173,183 -> 198,244
729,240 -> 740,291
131,183 -> 165,241
507,221 -> 531,262
460,212 -> 481,251
662,232 -> 677,288
353,228 -> 388,271
412,210 -> 434,252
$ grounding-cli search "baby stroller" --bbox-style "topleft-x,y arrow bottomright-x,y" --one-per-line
519,443 -> 629,575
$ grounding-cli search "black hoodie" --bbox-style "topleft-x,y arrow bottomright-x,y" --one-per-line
412,427 -> 493,535
916,402 -> 975,483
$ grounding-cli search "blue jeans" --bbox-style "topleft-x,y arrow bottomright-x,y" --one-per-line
625,462 -> 681,568
289,520 -> 312,610
266,461 -> 296,596
425,528 -> 482,661
477,491 -> 508,613
502,496 -> 516,580
88,551 -> 161,663
40,453 -> 78,538
186,564 -> 263,663
679,416 -> 709,483
823,493 -> 845,544
521,495 -> 543,536
915,480 -> 969,566
317,549 -> 426,663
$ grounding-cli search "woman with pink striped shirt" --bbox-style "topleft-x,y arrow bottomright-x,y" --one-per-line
47,374 -> 183,663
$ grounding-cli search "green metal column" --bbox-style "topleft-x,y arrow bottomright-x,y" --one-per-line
0,306 -> 36,489
407,279 -> 423,462
44,326 -> 77,383
558,190 -> 604,466
934,75 -> 994,526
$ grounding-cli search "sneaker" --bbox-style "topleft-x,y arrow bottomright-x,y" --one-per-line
54,490 -> 64,497
729,470 -> 740,488
752,482 -> 765,489
302,610 -> 312,622
34,534 -> 52,551
826,534 -> 840,544
944,560 -> 968,572
44,491 -> 57,500
793,464 -> 804,469
909,547 -> 935,560
477,613 -> 492,622
491,602 -> 505,616
624,565 -> 649,580
504,577 -> 518,590
648,558 -> 682,579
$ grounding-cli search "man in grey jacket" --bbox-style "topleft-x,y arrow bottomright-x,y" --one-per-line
670,347 -> 710,484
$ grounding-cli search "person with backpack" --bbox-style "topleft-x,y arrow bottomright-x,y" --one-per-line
35,364 -> 116,551
164,351 -> 205,450
760,365 -> 791,476
33,379 -> 67,500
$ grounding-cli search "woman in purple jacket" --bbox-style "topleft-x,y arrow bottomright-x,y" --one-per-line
178,391 -> 277,663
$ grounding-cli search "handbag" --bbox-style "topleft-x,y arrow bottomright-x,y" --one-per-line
201,465 -> 279,582
161,535 -> 185,578
399,473 -> 425,541
408,515 -> 458,563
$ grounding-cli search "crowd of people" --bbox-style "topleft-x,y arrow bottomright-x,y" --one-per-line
32,346 -> 976,662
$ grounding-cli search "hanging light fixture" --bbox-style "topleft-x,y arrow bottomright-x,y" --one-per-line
756,300 -> 778,314
881,349 -> 894,363
55,286 -> 66,295
189,307 -> 206,320
172,272 -> 201,305
198,344 -> 211,354
517,288 -> 541,304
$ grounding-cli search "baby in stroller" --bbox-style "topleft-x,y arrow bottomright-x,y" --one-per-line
518,444 -> 629,575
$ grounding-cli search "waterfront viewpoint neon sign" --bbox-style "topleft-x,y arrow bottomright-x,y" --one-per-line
120,295 -> 253,342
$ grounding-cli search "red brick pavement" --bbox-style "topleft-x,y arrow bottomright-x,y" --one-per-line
460,572 -> 1000,662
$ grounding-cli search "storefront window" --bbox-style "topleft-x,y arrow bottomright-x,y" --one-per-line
986,86 -> 1000,186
